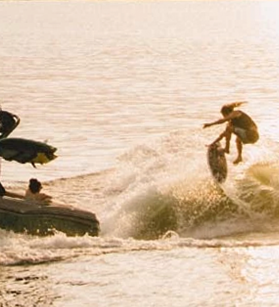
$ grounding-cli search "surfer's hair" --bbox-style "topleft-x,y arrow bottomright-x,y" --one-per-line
221,101 -> 247,116
29,178 -> 42,194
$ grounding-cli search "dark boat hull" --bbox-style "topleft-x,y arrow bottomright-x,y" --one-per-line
0,197 -> 100,237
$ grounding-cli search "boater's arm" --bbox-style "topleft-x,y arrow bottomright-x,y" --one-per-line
5,191 -> 25,199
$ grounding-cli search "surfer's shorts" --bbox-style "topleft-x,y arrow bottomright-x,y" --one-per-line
233,127 -> 259,144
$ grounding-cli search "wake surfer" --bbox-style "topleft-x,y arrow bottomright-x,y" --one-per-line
203,102 -> 259,164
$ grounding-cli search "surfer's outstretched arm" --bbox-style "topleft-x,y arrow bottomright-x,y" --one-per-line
203,112 -> 238,129
203,117 -> 227,128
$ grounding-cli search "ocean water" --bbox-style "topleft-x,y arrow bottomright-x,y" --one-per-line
1,1 -> 279,306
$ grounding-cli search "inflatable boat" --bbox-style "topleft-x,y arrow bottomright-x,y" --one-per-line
0,196 -> 100,237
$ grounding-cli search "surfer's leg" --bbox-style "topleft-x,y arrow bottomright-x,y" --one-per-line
213,124 -> 232,153
233,137 -> 243,164
211,129 -> 228,146
210,124 -> 232,153
223,125 -> 233,154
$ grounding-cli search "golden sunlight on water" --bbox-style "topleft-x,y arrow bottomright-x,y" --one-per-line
2,1 -> 279,306
239,246 -> 279,305
258,1 -> 279,35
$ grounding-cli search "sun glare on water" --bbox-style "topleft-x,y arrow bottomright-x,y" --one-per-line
258,2 -> 279,39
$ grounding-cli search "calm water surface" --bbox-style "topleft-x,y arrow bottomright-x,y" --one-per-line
1,1 -> 279,306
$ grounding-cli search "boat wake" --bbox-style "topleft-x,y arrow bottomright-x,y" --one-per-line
97,133 -> 279,240
2,132 -> 279,265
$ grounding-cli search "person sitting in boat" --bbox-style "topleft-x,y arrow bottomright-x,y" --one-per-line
0,109 -> 20,139
25,178 -> 52,204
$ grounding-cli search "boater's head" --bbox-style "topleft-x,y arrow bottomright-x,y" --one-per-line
29,178 -> 42,194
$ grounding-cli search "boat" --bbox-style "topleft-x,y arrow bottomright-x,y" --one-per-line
0,195 -> 100,237
0,109 -> 100,237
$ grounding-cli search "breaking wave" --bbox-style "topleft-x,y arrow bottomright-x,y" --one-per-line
98,133 -> 279,240
2,132 -> 279,265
